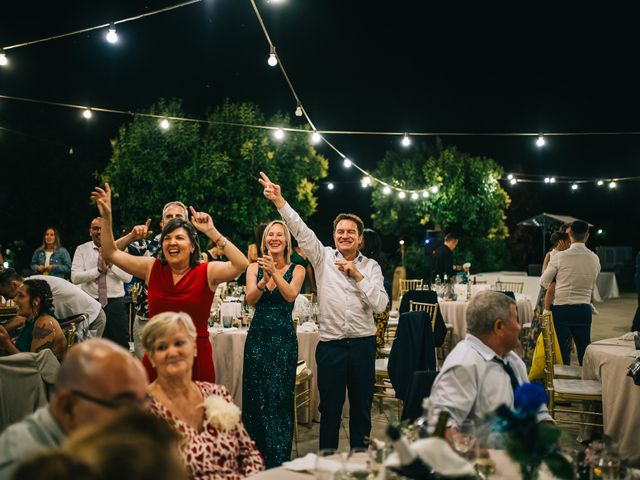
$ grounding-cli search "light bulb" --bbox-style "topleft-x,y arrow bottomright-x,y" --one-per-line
550,177 -> 556,183
398,191 -> 406,199
509,178 -> 517,185
597,229 -> 603,235
507,174 -> 514,180
422,191 -> 429,198
383,186 -> 391,195
68,147 -> 74,155
544,177 -> 550,183
401,134 -> 411,147
82,108 -> 92,119
536,135 -> 545,147
609,181 -> 617,189
311,131 -> 321,144
295,105 -> 303,117
327,182 -> 334,190
267,46 -> 277,66
343,158 -> 352,168
430,186 -> 439,194
411,192 -> 419,200
571,183 -> 578,190
159,118 -> 170,130
597,180 -> 604,186
106,24 -> 118,44
273,128 -> 284,140
0,49 -> 7,66
361,176 -> 371,188
399,240 -> 405,245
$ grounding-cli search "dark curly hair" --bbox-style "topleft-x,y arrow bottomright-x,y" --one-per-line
157,218 -> 202,268
23,279 -> 54,317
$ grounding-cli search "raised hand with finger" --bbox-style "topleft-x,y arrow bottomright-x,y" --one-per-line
130,218 -> 154,240
188,206 -> 215,234
258,171 -> 286,209
90,183 -> 113,219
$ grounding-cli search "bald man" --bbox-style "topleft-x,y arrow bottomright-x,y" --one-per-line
0,339 -> 148,480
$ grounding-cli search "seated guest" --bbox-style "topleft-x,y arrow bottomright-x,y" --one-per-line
30,227 -> 72,280
14,409 -> 188,480
428,291 -> 552,436
142,312 -> 264,479
0,279 -> 66,360
0,339 -> 148,480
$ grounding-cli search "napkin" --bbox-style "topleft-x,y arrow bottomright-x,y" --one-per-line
385,437 -> 476,478
620,332 -> 638,341
298,322 -> 319,332
282,452 -> 318,471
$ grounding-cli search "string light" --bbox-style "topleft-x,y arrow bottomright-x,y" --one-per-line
544,177 -> 550,183
422,191 -> 429,198
597,229 -> 604,235
0,49 -> 7,66
105,23 -> 118,44
507,174 -> 514,180
383,186 -> 391,195
327,182 -> 334,190
571,183 -> 578,190
398,191 -> 406,199
550,177 -> 556,183
536,135 -> 545,147
597,180 -> 604,186
295,104 -> 303,117
609,181 -> 617,189
343,157 -> 352,168
401,134 -> 411,147
361,176 -> 371,188
411,192 -> 419,200
267,46 -> 278,67
82,108 -> 92,119
430,186 -> 439,194
159,118 -> 170,130
273,128 -> 284,140
510,178 -> 517,185
311,131 -> 321,144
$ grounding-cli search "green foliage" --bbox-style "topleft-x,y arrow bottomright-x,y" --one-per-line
403,244 -> 430,280
370,142 -> 512,271
102,99 -> 328,244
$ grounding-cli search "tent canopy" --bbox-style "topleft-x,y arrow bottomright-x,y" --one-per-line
518,212 -> 594,228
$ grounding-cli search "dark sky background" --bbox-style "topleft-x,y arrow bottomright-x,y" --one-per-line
1,2 -> 639,273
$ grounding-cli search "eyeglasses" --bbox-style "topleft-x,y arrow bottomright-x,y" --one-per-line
71,389 -> 152,410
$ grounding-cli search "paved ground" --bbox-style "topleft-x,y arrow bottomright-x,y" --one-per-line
290,292 -> 638,458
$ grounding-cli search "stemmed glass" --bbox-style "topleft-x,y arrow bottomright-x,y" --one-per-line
452,420 -> 476,460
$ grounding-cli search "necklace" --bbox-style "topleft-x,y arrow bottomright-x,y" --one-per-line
172,266 -> 190,277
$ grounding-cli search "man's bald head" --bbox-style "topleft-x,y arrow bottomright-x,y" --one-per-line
51,339 -> 148,434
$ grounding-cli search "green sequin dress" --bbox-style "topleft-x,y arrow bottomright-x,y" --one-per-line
242,264 -> 298,468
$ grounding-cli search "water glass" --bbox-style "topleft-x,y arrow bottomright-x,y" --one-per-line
222,315 -> 233,328
315,449 -> 343,480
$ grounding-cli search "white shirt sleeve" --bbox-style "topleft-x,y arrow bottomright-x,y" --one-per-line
278,202 -> 326,268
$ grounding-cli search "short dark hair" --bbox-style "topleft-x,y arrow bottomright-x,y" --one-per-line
157,218 -> 201,268
570,220 -> 589,242
333,213 -> 364,236
0,267 -> 22,287
550,231 -> 569,248
444,233 -> 458,242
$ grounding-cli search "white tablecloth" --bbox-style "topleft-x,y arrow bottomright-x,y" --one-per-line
209,327 -> 321,421
595,272 -> 620,300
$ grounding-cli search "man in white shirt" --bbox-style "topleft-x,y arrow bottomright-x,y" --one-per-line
0,268 -> 105,338
540,220 -> 600,365
259,172 -> 388,450
429,290 -> 553,433
72,217 -> 132,349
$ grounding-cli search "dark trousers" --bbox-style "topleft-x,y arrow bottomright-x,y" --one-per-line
316,336 -> 375,450
631,292 -> 640,332
102,297 -> 129,349
552,304 -> 592,365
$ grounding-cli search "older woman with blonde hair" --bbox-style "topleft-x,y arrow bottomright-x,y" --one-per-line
242,220 -> 305,468
142,311 -> 264,479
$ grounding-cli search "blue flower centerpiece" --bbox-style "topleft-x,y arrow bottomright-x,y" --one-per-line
493,383 -> 573,480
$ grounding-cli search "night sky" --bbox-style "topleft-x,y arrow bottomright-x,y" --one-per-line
1,2 -> 639,270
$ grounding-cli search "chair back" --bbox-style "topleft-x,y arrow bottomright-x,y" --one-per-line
408,301 -> 438,330
58,314 -> 89,351
495,281 -> 524,294
539,313 -> 556,391
399,279 -> 423,298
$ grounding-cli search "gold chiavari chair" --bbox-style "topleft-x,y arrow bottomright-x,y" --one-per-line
494,281 -> 524,294
293,364 -> 313,455
409,301 -> 450,367
399,279 -> 424,299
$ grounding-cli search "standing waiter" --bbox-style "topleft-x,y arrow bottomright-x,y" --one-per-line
432,233 -> 460,281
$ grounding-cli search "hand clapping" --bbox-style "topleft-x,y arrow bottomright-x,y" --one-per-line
257,255 -> 275,276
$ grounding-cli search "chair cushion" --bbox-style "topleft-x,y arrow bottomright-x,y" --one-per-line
554,364 -> 582,378
553,378 -> 602,396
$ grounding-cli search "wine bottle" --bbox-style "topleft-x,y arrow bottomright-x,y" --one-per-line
432,410 -> 450,439
386,423 -> 434,479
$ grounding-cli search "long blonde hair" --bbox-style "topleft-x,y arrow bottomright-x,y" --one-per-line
35,227 -> 62,252
260,220 -> 292,263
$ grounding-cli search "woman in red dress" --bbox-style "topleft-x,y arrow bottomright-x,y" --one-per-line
91,183 -> 249,382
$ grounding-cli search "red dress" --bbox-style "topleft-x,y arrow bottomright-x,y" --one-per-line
142,259 -> 215,382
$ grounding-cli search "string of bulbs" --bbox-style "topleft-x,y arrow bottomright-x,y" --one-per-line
1,0 -> 638,197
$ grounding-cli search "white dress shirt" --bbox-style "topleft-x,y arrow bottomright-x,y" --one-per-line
429,334 -> 553,427
29,275 -> 101,326
540,242 -> 600,305
278,203 -> 389,341
71,241 -> 132,299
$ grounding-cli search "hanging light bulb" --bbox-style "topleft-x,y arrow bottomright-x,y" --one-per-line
422,191 -> 429,198
361,176 -> 371,188
571,183 -> 578,190
383,186 -> 391,195
597,180 -> 604,186
550,177 -> 556,183
509,178 -> 517,185
273,128 -> 284,140
399,240 -> 405,245
343,158 -> 352,168
507,174 -> 514,180
430,186 -> 439,194
0,49 -> 8,66
398,191 -> 406,199
295,104 -> 303,117
544,177 -> 550,183
327,182 -> 334,190
82,108 -> 93,119
68,147 -> 74,155
401,134 -> 411,147
159,118 -> 170,130
267,46 -> 278,67
311,131 -> 321,144
411,192 -> 419,200
536,134 -> 545,147
106,23 -> 118,44
608,181 -> 617,189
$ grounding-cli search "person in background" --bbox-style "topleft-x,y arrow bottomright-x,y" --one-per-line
30,227 -> 72,280
291,237 -> 317,295
242,220 -> 305,468
201,238 -> 225,263
541,231 -> 571,311
142,312 -> 264,478
360,228 -> 392,357
630,251 -> 640,332
432,233 -> 460,281
0,279 -> 66,360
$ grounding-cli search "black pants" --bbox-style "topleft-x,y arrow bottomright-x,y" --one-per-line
552,304 -> 591,365
102,297 -> 129,349
631,292 -> 640,332
316,336 -> 375,450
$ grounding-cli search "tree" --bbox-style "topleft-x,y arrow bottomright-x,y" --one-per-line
102,99 -> 328,245
370,142 -> 512,272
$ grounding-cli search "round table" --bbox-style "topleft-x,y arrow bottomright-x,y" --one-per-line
582,337 -> 640,466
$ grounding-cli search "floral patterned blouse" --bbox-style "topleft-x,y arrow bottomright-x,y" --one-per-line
149,382 -> 265,479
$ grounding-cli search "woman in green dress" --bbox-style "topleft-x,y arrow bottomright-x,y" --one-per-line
242,220 -> 305,468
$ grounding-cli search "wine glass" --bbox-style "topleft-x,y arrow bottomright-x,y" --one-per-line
344,447 -> 371,480
314,449 -> 343,480
452,420 -> 476,459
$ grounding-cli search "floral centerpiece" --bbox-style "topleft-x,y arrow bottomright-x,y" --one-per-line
492,383 -> 573,480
